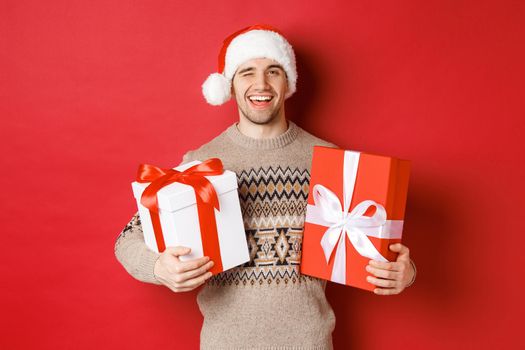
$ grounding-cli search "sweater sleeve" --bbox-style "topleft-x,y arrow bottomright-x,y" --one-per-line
114,212 -> 162,285
114,152 -> 194,285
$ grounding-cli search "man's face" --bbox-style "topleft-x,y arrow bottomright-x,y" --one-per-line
231,57 -> 289,125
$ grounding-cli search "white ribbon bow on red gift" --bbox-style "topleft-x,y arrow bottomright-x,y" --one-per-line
305,151 -> 404,284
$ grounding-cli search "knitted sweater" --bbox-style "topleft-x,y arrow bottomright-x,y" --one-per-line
115,120 -> 338,350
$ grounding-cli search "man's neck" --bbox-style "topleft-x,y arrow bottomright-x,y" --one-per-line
236,116 -> 289,139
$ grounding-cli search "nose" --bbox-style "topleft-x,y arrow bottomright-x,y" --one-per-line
252,71 -> 270,90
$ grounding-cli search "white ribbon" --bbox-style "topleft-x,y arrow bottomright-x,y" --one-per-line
305,151 -> 404,284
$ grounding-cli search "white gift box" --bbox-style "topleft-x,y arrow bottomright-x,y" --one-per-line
131,160 -> 250,272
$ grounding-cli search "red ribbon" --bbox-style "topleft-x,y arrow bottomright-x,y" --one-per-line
136,158 -> 224,273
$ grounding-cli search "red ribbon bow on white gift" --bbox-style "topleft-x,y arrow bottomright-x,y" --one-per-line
305,151 -> 403,284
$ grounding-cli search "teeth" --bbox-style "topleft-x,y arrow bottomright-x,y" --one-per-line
249,96 -> 272,101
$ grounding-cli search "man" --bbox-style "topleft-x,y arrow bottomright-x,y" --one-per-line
115,24 -> 416,349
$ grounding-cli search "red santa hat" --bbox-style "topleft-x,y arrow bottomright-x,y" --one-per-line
201,24 -> 298,106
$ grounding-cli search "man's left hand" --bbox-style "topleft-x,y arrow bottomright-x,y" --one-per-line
365,243 -> 415,295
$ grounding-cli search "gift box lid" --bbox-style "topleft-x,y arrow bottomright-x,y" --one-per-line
131,160 -> 238,213
310,146 -> 411,220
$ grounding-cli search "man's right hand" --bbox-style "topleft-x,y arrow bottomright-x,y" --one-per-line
153,246 -> 214,293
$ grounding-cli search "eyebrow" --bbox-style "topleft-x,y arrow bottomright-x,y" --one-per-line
237,64 -> 284,75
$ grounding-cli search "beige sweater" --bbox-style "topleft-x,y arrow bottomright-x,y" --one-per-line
115,120 -> 338,349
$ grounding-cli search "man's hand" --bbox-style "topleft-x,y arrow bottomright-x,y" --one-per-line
154,246 -> 215,293
365,243 -> 415,295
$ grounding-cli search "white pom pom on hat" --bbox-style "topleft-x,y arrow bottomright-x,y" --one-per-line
201,24 -> 297,106
202,73 -> 231,106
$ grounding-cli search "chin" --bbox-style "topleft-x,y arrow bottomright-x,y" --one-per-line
245,111 -> 279,125
241,105 -> 282,125
247,117 -> 273,125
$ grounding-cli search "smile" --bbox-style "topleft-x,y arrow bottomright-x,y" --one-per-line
247,95 -> 274,109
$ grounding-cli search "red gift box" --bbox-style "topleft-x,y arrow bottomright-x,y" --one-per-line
300,146 -> 411,291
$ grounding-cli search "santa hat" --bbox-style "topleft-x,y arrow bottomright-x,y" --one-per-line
201,24 -> 297,106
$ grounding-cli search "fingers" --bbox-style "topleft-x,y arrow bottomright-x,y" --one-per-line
170,277 -> 208,293
177,260 -> 215,281
366,276 -> 398,288
171,287 -> 194,293
389,243 -> 410,261
373,287 -> 402,295
164,246 -> 211,274
366,274 -> 403,295
366,264 -> 400,280
368,260 -> 403,272
367,258 -> 410,296
173,270 -> 213,291
176,255 -> 211,274
165,246 -> 192,258
155,246 -> 216,293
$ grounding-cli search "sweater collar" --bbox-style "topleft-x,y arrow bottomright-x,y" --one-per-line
225,120 -> 299,150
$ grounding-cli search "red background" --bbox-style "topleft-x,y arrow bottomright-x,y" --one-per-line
2,0 -> 524,349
